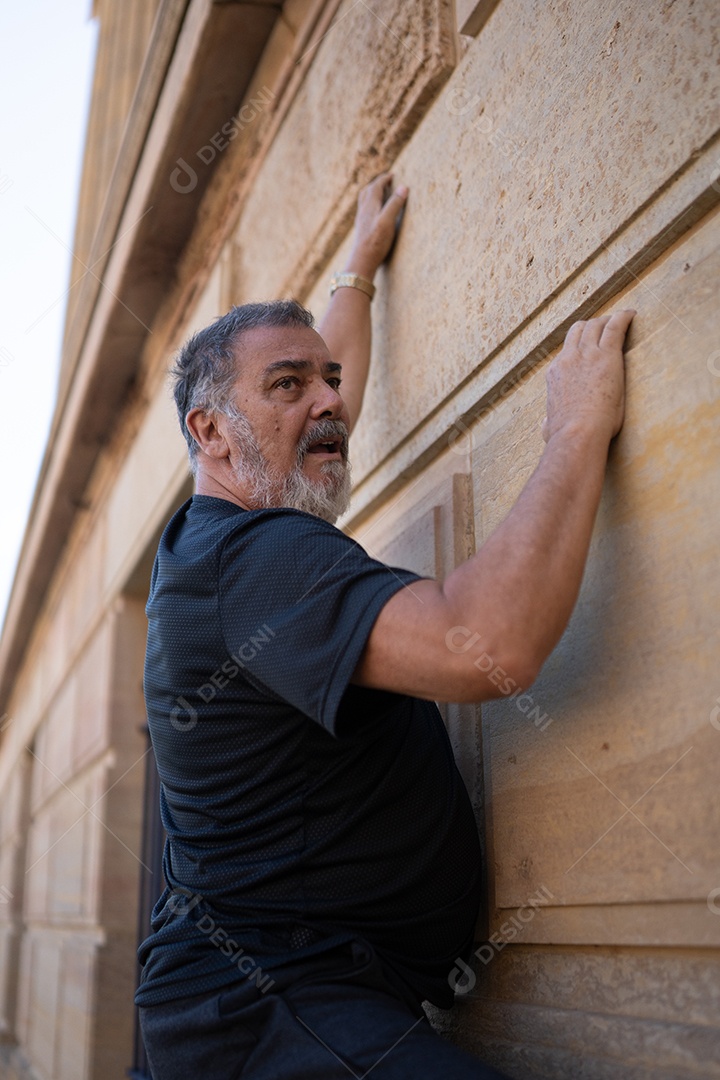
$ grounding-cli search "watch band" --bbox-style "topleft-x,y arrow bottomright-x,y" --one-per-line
329,272 -> 376,300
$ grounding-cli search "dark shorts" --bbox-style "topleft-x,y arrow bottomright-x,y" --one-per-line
139,939 -> 506,1079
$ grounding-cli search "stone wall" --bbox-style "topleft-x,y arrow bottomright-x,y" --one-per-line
0,598 -> 148,1079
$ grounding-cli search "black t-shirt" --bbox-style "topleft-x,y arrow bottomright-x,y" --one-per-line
135,495 -> 482,1008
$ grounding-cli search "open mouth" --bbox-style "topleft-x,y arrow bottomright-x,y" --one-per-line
306,438 -> 343,457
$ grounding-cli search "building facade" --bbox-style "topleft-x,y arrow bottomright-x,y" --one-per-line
1,0 -> 719,1076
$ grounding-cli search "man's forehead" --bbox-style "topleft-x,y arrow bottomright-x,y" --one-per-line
232,323 -> 332,374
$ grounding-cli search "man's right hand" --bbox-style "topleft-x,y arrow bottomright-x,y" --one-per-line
346,172 -> 409,280
543,310 -> 635,445
353,307 -> 639,703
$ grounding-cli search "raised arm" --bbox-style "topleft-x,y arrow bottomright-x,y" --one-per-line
318,173 -> 408,432
353,310 -> 636,702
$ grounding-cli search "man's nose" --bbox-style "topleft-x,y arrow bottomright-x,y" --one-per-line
310,381 -> 344,419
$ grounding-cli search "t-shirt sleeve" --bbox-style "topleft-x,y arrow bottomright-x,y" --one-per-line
218,509 -> 422,736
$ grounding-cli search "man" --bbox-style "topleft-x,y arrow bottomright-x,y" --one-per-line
136,173 -> 634,1078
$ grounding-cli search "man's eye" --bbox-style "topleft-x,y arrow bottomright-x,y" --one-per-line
327,378 -> 342,390
276,377 -> 298,390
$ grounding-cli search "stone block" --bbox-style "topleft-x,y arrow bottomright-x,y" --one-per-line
55,942 -> 92,1080
24,934 -> 60,1078
72,618 -> 112,775
0,769 -> 20,849
343,0 -> 720,490
435,946 -> 720,1076
34,598 -> 72,732
349,454 -> 487,855
0,848 -> 13,915
91,932 -> 139,1079
23,815 -> 50,925
474,945 -> 720,1027
461,1001 -> 720,1078
103,350 -> 193,597
77,767 -> 111,928
474,214 -> 720,913
64,520 -> 107,666
0,924 -> 20,1037
46,786 -> 92,922
39,675 -> 76,793
234,0 -> 455,301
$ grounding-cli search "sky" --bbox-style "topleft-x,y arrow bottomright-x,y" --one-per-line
0,0 -> 97,634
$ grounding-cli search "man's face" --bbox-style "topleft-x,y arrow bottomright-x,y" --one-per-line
220,323 -> 352,523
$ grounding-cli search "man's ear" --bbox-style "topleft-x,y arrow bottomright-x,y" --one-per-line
185,408 -> 231,460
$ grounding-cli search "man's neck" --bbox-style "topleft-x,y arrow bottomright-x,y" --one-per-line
194,467 -> 253,510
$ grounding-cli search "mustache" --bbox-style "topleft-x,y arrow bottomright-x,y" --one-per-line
297,419 -> 350,462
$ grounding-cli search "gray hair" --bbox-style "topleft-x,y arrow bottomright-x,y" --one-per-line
171,299 -> 315,473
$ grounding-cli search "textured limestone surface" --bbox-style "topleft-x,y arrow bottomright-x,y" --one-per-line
477,213 -> 720,912
233,0 -> 455,301
427,946 -> 720,1071
10,598 -> 146,1080
345,0 -> 719,488
428,946 -> 720,1078
104,262 -> 222,597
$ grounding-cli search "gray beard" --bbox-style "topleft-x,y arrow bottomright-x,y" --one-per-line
225,408 -> 352,525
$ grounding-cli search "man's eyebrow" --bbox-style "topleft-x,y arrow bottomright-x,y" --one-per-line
263,358 -> 342,377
